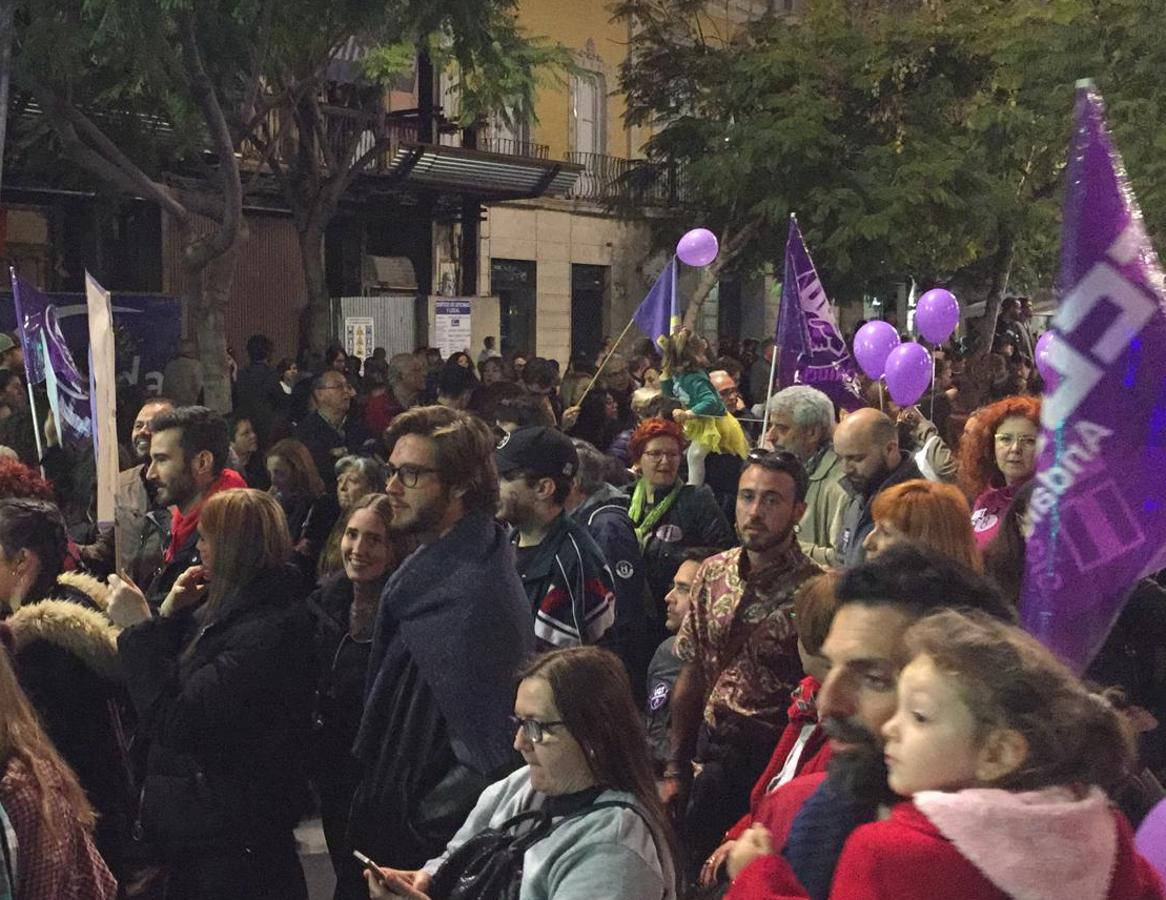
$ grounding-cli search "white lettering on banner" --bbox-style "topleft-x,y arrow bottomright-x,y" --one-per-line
1043,246 -> 1158,428
1029,420 -> 1114,527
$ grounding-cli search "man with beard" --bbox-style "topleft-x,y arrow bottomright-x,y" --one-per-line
664,450 -> 820,873
114,396 -> 174,585
495,426 -> 615,649
766,387 -> 849,565
723,544 -> 1012,899
109,406 -> 246,608
833,408 -> 922,565
342,407 -> 532,900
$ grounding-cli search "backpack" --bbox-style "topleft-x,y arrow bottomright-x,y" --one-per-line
428,799 -> 655,900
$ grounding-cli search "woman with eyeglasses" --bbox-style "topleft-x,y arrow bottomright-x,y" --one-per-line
956,396 -> 1041,549
628,418 -> 734,625
366,647 -> 678,900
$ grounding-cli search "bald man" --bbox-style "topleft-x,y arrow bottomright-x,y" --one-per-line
832,407 -> 922,565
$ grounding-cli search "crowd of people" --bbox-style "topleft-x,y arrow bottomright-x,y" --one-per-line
0,308 -> 1160,900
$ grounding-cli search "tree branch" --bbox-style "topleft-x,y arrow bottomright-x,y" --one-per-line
175,9 -> 242,268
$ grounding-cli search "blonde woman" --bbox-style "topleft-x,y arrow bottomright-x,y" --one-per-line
111,488 -> 315,900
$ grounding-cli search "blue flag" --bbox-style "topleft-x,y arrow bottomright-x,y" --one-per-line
776,217 -> 863,411
633,257 -> 680,343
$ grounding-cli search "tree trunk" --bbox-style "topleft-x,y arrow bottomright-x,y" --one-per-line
961,229 -> 1016,410
683,260 -> 726,331
298,222 -> 332,357
0,0 -> 15,190
188,244 -> 236,413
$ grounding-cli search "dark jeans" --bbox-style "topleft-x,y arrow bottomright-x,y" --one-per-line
163,836 -> 307,900
682,726 -> 775,880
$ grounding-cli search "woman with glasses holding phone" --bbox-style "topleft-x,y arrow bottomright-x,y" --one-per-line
956,396 -> 1041,549
628,418 -> 734,628
365,647 -> 678,900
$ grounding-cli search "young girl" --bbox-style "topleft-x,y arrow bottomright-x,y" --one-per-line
659,328 -> 749,485
831,609 -> 1164,900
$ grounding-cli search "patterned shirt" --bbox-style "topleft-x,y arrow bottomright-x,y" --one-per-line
675,544 -> 821,740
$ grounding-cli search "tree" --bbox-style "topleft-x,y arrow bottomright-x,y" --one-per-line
614,0 -> 1166,347
247,0 -> 568,355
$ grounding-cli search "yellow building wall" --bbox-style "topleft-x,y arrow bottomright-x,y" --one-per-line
515,0 -> 631,160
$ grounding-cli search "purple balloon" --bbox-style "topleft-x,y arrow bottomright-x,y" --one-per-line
1136,798 -> 1166,882
853,320 -> 901,379
1034,330 -> 1059,391
884,342 -> 933,406
915,288 -> 961,344
676,228 -> 719,267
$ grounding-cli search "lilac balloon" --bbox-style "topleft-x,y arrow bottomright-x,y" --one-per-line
884,342 -> 933,407
676,228 -> 719,267
853,320 -> 901,380
915,288 -> 961,344
1034,330 -> 1059,391
1136,798 -> 1166,882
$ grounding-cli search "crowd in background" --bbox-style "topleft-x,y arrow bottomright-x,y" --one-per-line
0,297 -> 1159,900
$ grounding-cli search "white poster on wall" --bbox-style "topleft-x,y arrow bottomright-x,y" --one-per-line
344,316 -> 375,360
434,299 -> 473,359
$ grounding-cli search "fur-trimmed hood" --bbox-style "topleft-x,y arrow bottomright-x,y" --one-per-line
5,573 -> 123,683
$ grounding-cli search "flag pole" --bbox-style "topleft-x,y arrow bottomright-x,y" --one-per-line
759,342 -> 780,445
575,315 -> 638,409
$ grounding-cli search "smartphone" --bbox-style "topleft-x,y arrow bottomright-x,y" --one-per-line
352,850 -> 389,886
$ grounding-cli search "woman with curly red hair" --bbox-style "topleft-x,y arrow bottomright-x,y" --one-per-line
957,395 -> 1041,549
628,418 -> 733,621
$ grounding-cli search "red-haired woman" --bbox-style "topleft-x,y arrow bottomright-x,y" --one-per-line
957,396 -> 1041,549
628,418 -> 733,620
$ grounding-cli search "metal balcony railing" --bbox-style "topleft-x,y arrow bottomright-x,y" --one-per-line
565,152 -> 690,207
478,136 -> 550,160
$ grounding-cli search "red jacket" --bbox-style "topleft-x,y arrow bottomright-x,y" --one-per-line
724,771 -> 826,899
724,721 -> 831,841
832,799 -> 1165,900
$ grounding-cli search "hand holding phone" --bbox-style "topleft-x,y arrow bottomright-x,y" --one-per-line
353,852 -> 430,899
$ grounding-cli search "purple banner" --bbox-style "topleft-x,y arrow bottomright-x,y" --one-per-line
776,216 -> 864,411
11,273 -> 93,449
1020,83 -> 1166,674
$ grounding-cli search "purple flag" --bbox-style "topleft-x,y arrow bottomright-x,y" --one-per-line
1020,82 -> 1166,674
633,257 -> 680,344
776,216 -> 864,411
10,272 -> 93,449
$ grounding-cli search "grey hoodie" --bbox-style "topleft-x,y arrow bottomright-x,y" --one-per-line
422,767 -> 677,900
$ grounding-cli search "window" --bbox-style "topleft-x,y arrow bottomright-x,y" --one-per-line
571,71 -> 605,156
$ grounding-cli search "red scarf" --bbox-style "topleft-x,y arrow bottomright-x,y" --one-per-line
787,674 -> 821,727
165,469 -> 248,562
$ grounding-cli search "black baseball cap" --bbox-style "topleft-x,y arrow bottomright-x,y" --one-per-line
495,426 -> 579,479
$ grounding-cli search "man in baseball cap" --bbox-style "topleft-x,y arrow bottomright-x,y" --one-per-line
496,426 -> 616,649
0,334 -> 22,374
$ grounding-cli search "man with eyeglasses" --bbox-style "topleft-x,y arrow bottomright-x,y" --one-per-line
833,408 -> 923,566
664,450 -> 821,875
296,370 -> 370,491
343,406 -> 532,899
495,427 -> 615,650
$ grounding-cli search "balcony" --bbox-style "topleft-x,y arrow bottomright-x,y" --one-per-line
478,136 -> 550,160
565,153 -> 690,207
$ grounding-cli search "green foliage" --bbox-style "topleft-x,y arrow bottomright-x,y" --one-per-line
614,0 -> 1166,304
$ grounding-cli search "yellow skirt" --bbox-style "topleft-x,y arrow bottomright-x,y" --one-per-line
683,414 -> 750,458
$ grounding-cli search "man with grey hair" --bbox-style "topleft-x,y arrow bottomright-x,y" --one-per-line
765,385 -> 849,565
566,438 -> 652,695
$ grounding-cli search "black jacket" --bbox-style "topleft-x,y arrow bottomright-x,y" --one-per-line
118,565 -> 316,852
295,411 -> 371,490
837,453 -> 924,566
636,483 -> 734,610
145,527 -> 201,611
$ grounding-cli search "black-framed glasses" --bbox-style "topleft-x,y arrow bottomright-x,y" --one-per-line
509,715 -> 565,744
385,462 -> 439,488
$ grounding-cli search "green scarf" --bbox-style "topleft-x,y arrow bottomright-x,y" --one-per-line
629,479 -> 684,548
